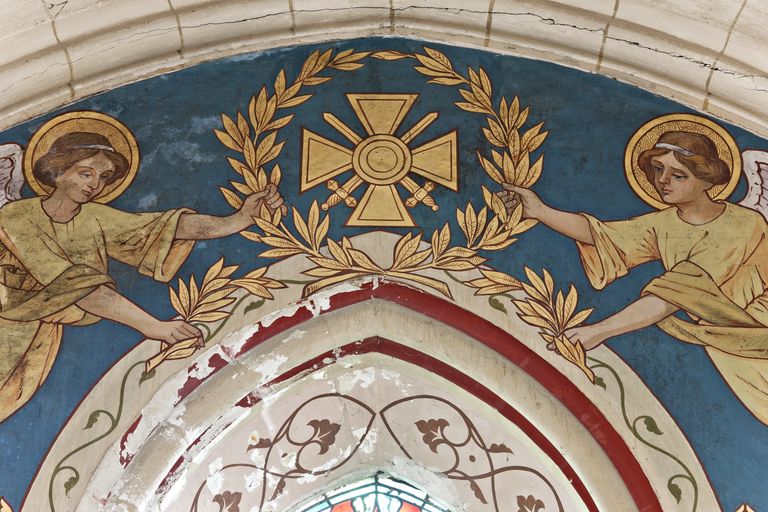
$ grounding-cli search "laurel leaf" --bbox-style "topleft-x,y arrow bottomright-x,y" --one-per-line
264,114 -> 294,132
274,69 -> 286,97
423,47 -> 453,71
428,77 -> 466,86
232,280 -> 273,299
564,308 -> 593,330
300,50 -> 320,80
255,131 -> 277,166
455,101 -> 490,114
479,67 -> 492,97
230,181 -> 252,195
512,300 -> 537,317
303,266 -> 341,277
243,137 -> 257,170
389,270 -> 452,299
348,249 -> 381,272
308,256 -> 351,271
414,66 -> 455,78
524,267 -> 549,301
477,152 -> 504,184
220,187 -> 243,209
292,206 -> 311,244
177,278 -> 190,318
518,314 -> 552,330
395,249 -> 432,270
302,272 -> 366,297
521,155 -> 544,188
372,50 -> 410,60
280,94 -> 313,108
260,248 -> 303,259
215,128 -> 241,153
191,297 -> 236,316
169,287 -> 184,317
564,285 -> 578,324
307,201 -> 320,247
330,62 -> 364,71
189,311 -> 230,323
253,86 -> 267,128
327,239 -> 351,266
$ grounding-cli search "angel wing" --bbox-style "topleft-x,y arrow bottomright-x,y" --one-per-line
739,150 -> 768,221
0,143 -> 24,208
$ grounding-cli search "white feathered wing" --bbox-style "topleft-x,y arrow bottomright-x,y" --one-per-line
739,150 -> 768,221
0,143 -> 24,208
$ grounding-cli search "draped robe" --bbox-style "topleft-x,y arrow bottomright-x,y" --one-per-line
0,198 -> 193,422
577,202 -> 768,424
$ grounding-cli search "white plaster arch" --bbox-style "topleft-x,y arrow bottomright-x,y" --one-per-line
1,1 -> 767,138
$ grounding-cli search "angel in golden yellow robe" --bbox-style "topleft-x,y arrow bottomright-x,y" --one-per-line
506,116 -> 768,425
0,114 -> 284,423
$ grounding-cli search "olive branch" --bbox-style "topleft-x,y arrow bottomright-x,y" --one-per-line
146,258 -> 285,372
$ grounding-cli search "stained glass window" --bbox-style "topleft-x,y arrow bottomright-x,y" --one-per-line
298,475 -> 450,512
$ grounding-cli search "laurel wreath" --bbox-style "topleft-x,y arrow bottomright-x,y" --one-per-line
148,46 -> 595,379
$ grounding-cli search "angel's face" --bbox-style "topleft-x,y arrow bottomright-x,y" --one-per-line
54,152 -> 116,204
651,151 -> 712,205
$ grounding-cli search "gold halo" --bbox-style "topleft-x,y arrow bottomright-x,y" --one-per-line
624,113 -> 741,210
24,111 -> 140,203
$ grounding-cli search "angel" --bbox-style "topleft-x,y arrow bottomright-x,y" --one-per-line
504,114 -> 768,425
0,112 -> 284,423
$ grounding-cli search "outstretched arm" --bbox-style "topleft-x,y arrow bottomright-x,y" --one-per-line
77,285 -> 202,346
176,184 -> 285,240
564,293 -> 678,350
503,184 -> 594,244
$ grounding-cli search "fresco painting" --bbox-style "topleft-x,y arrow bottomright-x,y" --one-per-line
0,38 -> 765,511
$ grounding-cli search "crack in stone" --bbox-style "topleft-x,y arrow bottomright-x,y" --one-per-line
0,61 -> 69,96
47,0 -> 68,19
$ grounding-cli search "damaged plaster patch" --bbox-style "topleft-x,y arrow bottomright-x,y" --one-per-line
206,457 -> 225,495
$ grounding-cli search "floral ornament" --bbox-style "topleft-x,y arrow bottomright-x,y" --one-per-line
517,494 -> 545,512
212,490 -> 242,512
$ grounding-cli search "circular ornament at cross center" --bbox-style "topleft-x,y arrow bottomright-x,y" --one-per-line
352,134 -> 412,185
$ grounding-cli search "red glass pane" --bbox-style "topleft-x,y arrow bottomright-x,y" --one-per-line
401,503 -> 423,512
331,501 -> 354,512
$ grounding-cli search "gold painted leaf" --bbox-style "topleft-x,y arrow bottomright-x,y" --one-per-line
280,94 -> 313,108
481,269 -> 521,287
455,101 -> 490,114
456,208 -> 467,239
177,278 -> 190,317
270,164 -> 282,185
441,246 -> 477,259
244,267 -> 267,279
303,271 -> 366,297
516,106 -> 530,129
396,249 -> 432,270
512,300 -> 537,317
483,238 -> 517,251
243,138 -> 257,170
555,290 -> 565,327
526,299 -> 558,327
465,203 -> 478,244
476,153 -> 503,184
307,201 -> 320,245
169,287 -> 184,317
191,297 -> 236,316
221,114 -> 242,146
230,181 -> 252,195
236,112 -> 250,140
564,308 -> 593,330
476,207 -> 488,237
189,276 -> 199,309
303,266 -> 341,277
274,69 -> 286,96
348,249 -> 381,272
255,131 -> 277,165
423,47 -> 453,71
227,157 -> 248,176
308,256 -> 351,271
521,281 -> 547,304
300,50 -> 320,80
564,285 -> 578,323
254,217 -> 283,237
542,268 -> 555,299
479,67 -> 492,97
518,315 -> 552,330
214,129 -> 240,152
256,168 -> 268,191
521,155 -> 544,188
292,207 -> 311,245
414,66 -> 455,78
262,96 -> 278,129
372,50 -> 410,60
438,259 -> 477,271
260,236 -> 300,250
510,218 -> 538,235
199,286 -> 237,305
234,280 -> 273,299
259,248 -> 304,259
524,267 -> 549,301
331,48 -> 353,61
265,114 -> 294,132
204,258 -> 225,284
261,141 -> 285,167
189,311 -> 230,323
429,77 -> 466,86
243,167 -> 260,192
252,87 -> 267,127
499,97 -> 508,123
315,48 -> 333,72
330,62 -> 364,71
471,283 -> 518,295
327,239 -> 351,266
280,82 -> 302,104
315,214 -> 330,248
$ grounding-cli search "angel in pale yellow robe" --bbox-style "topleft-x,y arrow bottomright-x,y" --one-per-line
0,132 -> 284,423
505,130 -> 768,425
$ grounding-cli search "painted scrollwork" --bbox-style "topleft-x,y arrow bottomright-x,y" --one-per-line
188,394 -> 564,512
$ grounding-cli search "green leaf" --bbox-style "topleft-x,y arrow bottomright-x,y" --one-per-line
643,416 -> 663,435
244,299 -> 265,314
488,296 -> 507,314
139,368 -> 156,385
64,475 -> 79,496
594,376 -> 606,390
668,481 -> 682,503
84,411 -> 101,430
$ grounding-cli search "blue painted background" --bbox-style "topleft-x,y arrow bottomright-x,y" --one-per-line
0,37 -> 765,510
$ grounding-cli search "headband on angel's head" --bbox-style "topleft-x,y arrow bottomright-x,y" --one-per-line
654,142 -> 695,157
71,144 -> 117,152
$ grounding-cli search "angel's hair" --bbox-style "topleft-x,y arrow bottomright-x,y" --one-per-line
33,132 -> 129,188
638,131 -> 730,186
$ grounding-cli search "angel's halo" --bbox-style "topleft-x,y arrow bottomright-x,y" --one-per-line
624,113 -> 741,210
24,111 -> 140,203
